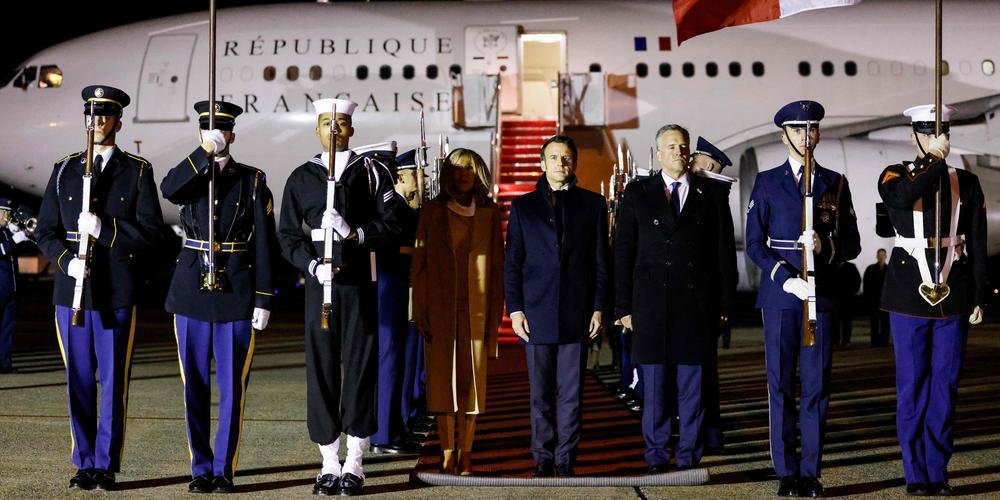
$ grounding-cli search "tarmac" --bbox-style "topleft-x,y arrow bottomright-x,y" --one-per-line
2,288 -> 1000,498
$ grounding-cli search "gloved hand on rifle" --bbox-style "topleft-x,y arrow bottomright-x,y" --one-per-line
782,277 -> 814,301
321,208 -> 351,239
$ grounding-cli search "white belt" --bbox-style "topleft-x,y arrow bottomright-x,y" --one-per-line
894,234 -> 965,250
766,238 -> 801,251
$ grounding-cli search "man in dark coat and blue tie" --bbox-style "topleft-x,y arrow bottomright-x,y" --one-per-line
615,125 -> 737,473
505,135 -> 609,478
745,100 -> 861,497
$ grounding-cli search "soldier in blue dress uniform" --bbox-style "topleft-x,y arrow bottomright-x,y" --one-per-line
0,198 -> 30,374
877,104 -> 986,497
35,85 -> 165,491
277,98 -> 404,496
745,100 -> 861,497
372,149 -> 422,454
160,100 -> 276,494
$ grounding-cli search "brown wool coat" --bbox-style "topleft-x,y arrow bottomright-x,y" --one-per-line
411,198 -> 505,414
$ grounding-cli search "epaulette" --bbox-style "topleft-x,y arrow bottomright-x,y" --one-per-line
56,151 -> 84,165
122,151 -> 150,166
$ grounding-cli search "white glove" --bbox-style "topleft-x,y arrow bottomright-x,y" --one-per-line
201,129 -> 228,154
797,230 -> 815,253
969,305 -> 983,325
782,277 -> 814,301
252,307 -> 271,330
314,262 -> 336,284
929,134 -> 950,159
10,229 -> 27,244
77,212 -> 101,238
67,257 -> 86,281
321,208 -> 351,238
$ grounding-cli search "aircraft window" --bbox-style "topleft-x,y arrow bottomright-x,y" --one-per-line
845,61 -> 857,76
287,66 -> 300,81
821,61 -> 834,77
798,61 -> 811,77
659,63 -> 671,78
426,65 -> 439,79
752,61 -> 765,77
379,65 -> 392,80
868,61 -> 880,75
705,62 -> 718,77
942,60 -> 950,76
636,63 -> 648,78
263,66 -> 276,81
984,60 -> 996,76
309,65 -> 322,81
403,65 -> 415,80
729,62 -> 741,77
589,63 -> 602,72
682,62 -> 694,77
38,65 -> 62,88
357,65 -> 369,80
12,66 -> 37,90
449,64 -> 462,77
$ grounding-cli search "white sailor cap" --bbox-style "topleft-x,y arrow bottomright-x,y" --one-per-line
903,104 -> 955,134
312,98 -> 358,117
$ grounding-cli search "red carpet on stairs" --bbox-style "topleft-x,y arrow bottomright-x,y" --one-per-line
413,346 -> 649,477
495,119 -> 559,345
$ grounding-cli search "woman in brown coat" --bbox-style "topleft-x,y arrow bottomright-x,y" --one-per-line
411,148 -> 504,475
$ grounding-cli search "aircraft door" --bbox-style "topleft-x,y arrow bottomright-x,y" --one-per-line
464,26 -> 519,117
560,72 -> 605,127
135,34 -> 197,122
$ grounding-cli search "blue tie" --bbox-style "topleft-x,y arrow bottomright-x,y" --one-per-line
670,181 -> 681,214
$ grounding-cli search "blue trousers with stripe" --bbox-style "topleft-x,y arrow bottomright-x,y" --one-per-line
373,261 -> 408,446
174,315 -> 255,479
890,313 -> 966,484
763,307 -> 834,479
55,305 -> 136,473
400,322 -> 424,428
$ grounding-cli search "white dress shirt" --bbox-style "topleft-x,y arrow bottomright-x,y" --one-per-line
661,170 -> 690,211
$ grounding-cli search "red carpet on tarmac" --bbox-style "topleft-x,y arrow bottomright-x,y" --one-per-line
413,345 -> 650,477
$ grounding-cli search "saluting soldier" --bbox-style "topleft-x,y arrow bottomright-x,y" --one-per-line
277,98 -> 404,496
35,85 -> 165,491
372,149 -> 422,454
878,105 -> 986,497
745,101 -> 861,497
160,100 -> 276,494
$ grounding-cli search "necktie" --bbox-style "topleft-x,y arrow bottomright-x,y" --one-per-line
93,155 -> 104,175
670,181 -> 681,215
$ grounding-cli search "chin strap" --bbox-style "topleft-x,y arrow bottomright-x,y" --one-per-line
783,127 -> 805,159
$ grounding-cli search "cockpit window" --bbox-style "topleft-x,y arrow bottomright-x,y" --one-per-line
38,65 -> 62,88
12,66 -> 37,90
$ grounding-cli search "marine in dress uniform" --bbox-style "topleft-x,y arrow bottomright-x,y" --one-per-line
277,98 -> 404,496
372,149 -> 421,454
745,101 -> 861,497
160,100 -> 276,494
505,135 -> 609,478
877,105 -> 987,497
0,199 -> 29,374
615,125 -> 737,473
34,85 -> 165,491
689,136 -> 733,454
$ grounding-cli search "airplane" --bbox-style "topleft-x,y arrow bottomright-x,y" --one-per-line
1,0 -> 998,291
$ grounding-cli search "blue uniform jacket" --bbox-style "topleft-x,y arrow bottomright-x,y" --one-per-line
504,177 -> 609,345
746,160 -> 861,311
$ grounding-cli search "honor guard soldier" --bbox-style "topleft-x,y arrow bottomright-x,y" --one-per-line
0,199 -> 30,374
372,149 -> 422,454
160,100 -> 276,494
745,101 -> 861,497
277,98 -> 404,496
878,105 -> 987,496
35,85 -> 165,491
690,136 -> 734,193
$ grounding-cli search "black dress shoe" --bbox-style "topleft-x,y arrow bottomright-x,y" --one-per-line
212,476 -> 235,493
69,469 -> 95,490
905,483 -> 931,496
92,469 -> 116,491
313,474 -> 339,495
372,439 -> 420,455
798,477 -> 824,497
555,464 -> 575,478
929,482 -> 954,496
532,460 -> 553,478
336,473 -> 364,496
627,401 -> 643,413
188,474 -> 214,494
647,464 -> 668,475
776,477 -> 799,497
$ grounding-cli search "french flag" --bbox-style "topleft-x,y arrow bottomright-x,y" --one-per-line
674,0 -> 862,45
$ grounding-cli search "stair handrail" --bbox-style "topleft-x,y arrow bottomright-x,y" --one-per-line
490,73 -> 502,200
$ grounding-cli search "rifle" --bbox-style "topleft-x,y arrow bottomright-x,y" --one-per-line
801,122 -> 817,347
201,0 -> 225,291
70,103 -> 96,326
320,113 -> 340,330
415,110 -> 429,205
